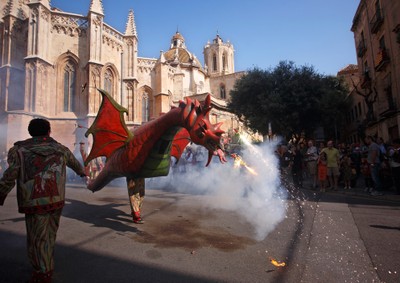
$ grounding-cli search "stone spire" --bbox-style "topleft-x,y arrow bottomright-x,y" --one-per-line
89,0 -> 104,15
124,9 -> 137,37
28,0 -> 50,9
3,0 -> 30,19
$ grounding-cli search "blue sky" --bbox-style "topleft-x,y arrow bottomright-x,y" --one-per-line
51,0 -> 360,76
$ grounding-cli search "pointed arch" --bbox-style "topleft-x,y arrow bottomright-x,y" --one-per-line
102,63 -> 119,101
219,83 -> 226,99
63,61 -> 76,111
138,85 -> 153,123
212,53 -> 217,71
222,53 -> 226,71
25,62 -> 36,112
55,52 -> 80,114
141,92 -> 149,123
126,82 -> 135,121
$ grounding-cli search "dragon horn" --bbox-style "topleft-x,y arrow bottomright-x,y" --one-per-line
187,104 -> 197,128
182,98 -> 193,120
194,99 -> 201,114
214,122 -> 223,131
204,94 -> 211,108
206,151 -> 213,167
185,97 -> 193,105
203,107 -> 211,118
214,122 -> 225,136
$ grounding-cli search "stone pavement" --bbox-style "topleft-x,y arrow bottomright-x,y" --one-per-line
1,180 -> 399,282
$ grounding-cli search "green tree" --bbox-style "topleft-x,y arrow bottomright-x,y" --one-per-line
228,61 -> 350,141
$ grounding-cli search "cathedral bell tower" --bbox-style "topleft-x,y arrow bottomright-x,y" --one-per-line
203,33 -> 235,76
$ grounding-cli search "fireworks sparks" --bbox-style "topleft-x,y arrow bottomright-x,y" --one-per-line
270,257 -> 286,267
231,153 -> 258,175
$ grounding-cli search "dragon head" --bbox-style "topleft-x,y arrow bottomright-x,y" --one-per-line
180,95 -> 227,166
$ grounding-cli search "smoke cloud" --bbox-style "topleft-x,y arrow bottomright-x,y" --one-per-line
148,138 -> 287,241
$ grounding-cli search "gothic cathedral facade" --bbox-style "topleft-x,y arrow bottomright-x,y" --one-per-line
0,0 -> 245,154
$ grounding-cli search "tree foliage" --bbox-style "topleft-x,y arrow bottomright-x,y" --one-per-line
228,61 -> 350,141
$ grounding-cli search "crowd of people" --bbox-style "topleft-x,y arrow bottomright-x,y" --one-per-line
276,136 -> 400,196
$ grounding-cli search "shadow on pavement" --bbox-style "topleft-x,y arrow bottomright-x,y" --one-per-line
63,198 -> 139,233
0,229 -> 221,283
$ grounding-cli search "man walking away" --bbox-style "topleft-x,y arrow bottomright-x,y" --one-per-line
0,118 -> 86,283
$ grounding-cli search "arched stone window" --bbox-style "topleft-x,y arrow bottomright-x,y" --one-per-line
63,61 -> 76,112
220,84 -> 226,99
222,53 -> 226,71
213,53 -> 217,71
104,68 -> 114,96
142,92 -> 150,122
126,83 -> 134,121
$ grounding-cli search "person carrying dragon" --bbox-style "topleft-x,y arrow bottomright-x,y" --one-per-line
82,89 -> 227,225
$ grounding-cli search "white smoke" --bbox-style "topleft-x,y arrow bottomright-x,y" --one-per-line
148,139 -> 287,241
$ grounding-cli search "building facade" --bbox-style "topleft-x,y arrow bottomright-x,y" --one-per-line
0,0 -> 245,154
350,0 -> 400,142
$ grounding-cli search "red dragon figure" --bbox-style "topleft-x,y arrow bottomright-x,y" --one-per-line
84,89 -> 227,192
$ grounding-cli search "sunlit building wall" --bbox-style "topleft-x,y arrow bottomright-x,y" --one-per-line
0,0 -> 244,154
351,0 -> 400,142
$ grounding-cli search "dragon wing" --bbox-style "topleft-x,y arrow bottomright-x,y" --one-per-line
84,89 -> 133,166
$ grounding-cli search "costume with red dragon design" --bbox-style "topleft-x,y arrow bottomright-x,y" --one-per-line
83,89 -> 227,223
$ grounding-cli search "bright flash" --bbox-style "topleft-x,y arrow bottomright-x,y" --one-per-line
244,165 -> 258,176
232,154 -> 258,175
270,258 -> 286,267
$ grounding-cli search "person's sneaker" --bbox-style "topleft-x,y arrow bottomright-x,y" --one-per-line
370,190 -> 383,196
131,211 -> 144,224
133,218 -> 144,224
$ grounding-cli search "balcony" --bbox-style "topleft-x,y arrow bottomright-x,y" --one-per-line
374,48 -> 390,71
370,9 -> 384,34
357,40 -> 367,57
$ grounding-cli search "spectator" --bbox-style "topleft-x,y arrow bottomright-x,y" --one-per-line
317,152 -> 328,192
388,139 -> 400,195
350,145 -> 362,186
305,140 -> 318,189
364,135 -> 383,196
195,145 -> 207,168
340,153 -> 353,189
361,157 -> 374,193
291,144 -> 303,189
377,137 -> 387,156
321,140 -> 340,191
278,145 -> 292,187
0,118 -> 86,283
318,141 -> 325,155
